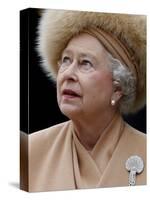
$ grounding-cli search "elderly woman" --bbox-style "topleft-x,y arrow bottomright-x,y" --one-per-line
25,10 -> 146,192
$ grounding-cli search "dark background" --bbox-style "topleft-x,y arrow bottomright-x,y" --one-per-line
20,8 -> 146,134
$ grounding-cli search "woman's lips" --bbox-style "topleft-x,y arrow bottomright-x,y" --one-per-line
62,89 -> 81,98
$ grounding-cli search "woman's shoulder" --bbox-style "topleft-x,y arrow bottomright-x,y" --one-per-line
124,122 -> 146,145
29,120 -> 71,145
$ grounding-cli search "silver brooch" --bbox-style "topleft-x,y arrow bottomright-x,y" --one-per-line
125,155 -> 144,186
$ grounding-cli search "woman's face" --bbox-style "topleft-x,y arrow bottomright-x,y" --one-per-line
57,33 -> 115,120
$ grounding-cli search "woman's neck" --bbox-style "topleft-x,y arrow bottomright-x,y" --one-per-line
72,110 -> 118,151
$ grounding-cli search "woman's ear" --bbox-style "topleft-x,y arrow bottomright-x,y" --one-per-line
111,80 -> 123,104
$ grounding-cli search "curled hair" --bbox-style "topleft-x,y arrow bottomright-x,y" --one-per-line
108,54 -> 136,114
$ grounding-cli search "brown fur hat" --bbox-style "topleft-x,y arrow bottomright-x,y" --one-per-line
37,9 -> 146,114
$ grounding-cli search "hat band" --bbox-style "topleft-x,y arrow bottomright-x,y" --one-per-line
83,27 -> 138,81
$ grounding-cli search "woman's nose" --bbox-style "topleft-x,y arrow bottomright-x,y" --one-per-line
62,61 -> 78,81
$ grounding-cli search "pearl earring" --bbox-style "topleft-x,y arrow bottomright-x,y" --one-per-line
111,99 -> 116,106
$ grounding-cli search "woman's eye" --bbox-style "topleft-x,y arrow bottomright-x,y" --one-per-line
58,56 -> 71,69
81,60 -> 93,68
62,56 -> 71,64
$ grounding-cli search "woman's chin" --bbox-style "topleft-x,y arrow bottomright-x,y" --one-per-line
60,104 -> 81,119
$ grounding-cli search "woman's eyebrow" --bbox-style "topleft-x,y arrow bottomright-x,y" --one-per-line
80,53 -> 96,59
62,49 -> 98,63
62,49 -> 72,55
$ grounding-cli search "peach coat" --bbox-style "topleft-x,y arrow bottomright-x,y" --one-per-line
20,114 -> 146,192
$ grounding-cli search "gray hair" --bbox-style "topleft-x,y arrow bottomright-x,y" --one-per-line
107,54 -> 136,114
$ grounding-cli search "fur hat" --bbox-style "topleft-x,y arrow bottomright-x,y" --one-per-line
37,9 -> 146,114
